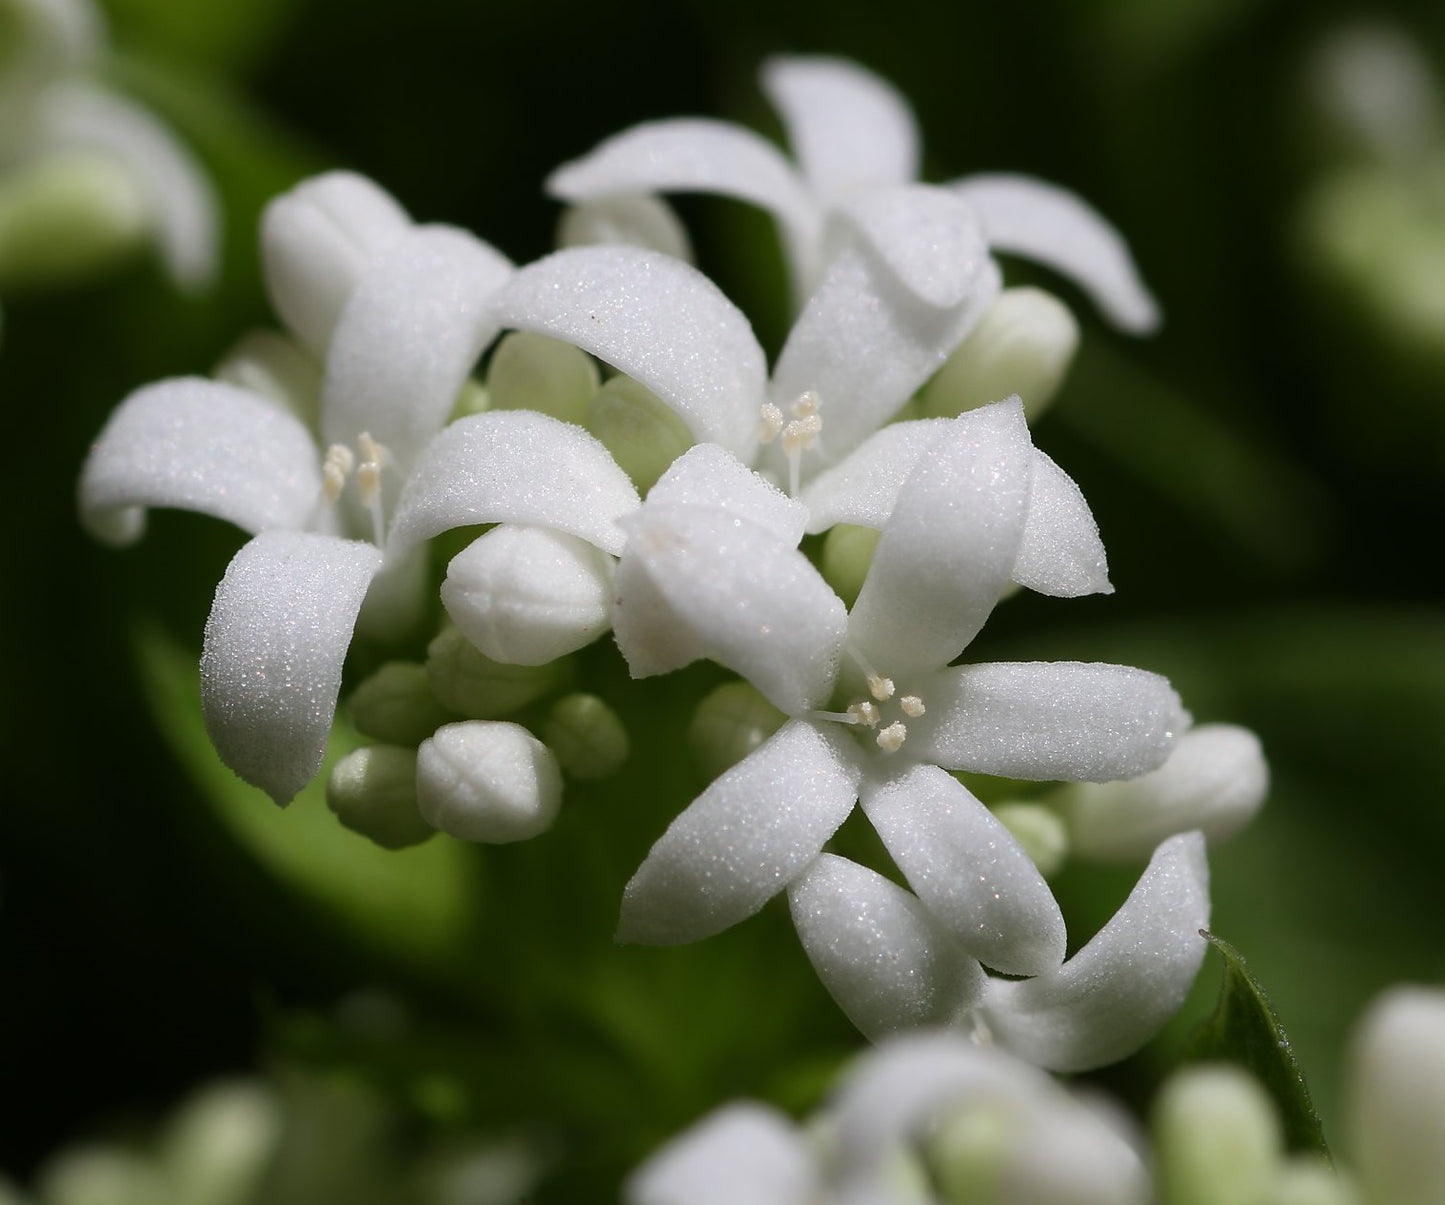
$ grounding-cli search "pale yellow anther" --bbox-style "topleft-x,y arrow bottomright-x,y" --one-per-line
867,673 -> 895,701
356,460 -> 382,508
791,389 -> 820,419
356,431 -> 385,466
900,695 -> 926,718
876,721 -> 907,752
322,444 -> 355,504
781,413 -> 822,456
848,700 -> 881,727
758,402 -> 784,443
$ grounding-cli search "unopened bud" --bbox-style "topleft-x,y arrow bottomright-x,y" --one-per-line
992,803 -> 1069,879
543,693 -> 628,780
214,330 -> 323,428
441,524 -> 614,666
160,1081 -> 282,1205
587,374 -> 693,493
425,626 -> 568,719
35,1146 -> 165,1205
1262,1159 -> 1355,1205
487,330 -> 600,426
556,194 -> 693,262
417,720 -> 563,843
688,681 -> 787,782
1153,1065 -> 1281,1205
326,745 -> 432,850
347,661 -> 456,746
821,524 -> 881,608
920,287 -> 1079,423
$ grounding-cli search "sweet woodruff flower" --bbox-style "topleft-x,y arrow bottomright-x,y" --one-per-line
547,54 -> 1159,333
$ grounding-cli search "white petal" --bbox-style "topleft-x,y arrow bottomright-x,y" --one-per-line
1013,449 -> 1112,598
648,443 -> 807,546
200,531 -> 382,805
799,418 -> 950,533
492,245 -> 766,459
321,224 -> 513,471
441,525 -> 614,666
978,831 -> 1210,1071
617,720 -> 861,945
260,171 -> 412,355
613,503 -> 846,715
789,853 -> 985,1040
848,401 -> 1033,677
768,237 -> 1000,476
556,193 -> 693,262
951,173 -> 1160,334
38,82 -> 217,289
918,661 -> 1186,782
626,1103 -> 819,1205
545,118 -> 821,283
78,377 -> 321,546
1346,987 -> 1445,1205
387,409 -> 640,559
760,56 -> 918,200
1066,724 -> 1269,862
860,765 -> 1065,976
416,720 -> 562,843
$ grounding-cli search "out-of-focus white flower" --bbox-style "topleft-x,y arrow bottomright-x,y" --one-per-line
548,54 -> 1158,332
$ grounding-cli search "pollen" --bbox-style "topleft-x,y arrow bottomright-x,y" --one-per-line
867,673 -> 895,701
322,444 -> 355,504
900,695 -> 925,717
758,402 -> 784,443
847,700 -> 881,727
876,721 -> 907,752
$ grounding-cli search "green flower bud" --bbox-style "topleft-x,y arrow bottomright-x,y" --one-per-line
450,376 -> 489,419
347,661 -> 457,746
35,1147 -> 165,1205
0,151 -> 149,289
688,681 -> 787,782
929,1097 -> 1014,1202
821,524 -> 881,608
159,1081 -> 283,1205
425,626 -> 568,719
214,330 -> 323,430
992,802 -> 1069,879
586,374 -> 693,493
417,720 -> 563,843
326,745 -> 433,850
1261,1159 -> 1357,1205
556,194 -> 693,262
1153,1065 -> 1282,1205
543,693 -> 629,780
919,287 -> 1079,423
486,330 -> 600,426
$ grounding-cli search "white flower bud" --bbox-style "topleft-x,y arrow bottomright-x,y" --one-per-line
486,330 -> 600,426
543,693 -> 629,780
214,330 -> 323,429
35,1146 -> 165,1205
992,802 -> 1069,879
346,661 -> 455,746
1346,986 -> 1445,1205
441,525 -> 615,666
261,171 -> 411,355
425,626 -> 568,719
1263,1158 -> 1357,1205
417,721 -> 562,843
1062,724 -> 1268,863
587,374 -> 693,492
688,681 -> 787,782
556,194 -> 693,262
1152,1065 -> 1282,1205
159,1081 -> 282,1205
326,745 -> 433,850
919,287 -> 1079,423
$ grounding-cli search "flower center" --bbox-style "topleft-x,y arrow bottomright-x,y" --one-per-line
321,431 -> 393,545
809,645 -> 926,754
759,389 -> 823,497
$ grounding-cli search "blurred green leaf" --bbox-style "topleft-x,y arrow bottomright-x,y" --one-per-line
1185,931 -> 1328,1156
100,0 -> 301,74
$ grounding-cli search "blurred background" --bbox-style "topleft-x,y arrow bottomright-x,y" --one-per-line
4,0 -> 1445,1198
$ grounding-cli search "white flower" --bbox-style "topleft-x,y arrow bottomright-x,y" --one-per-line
609,399 -> 1188,981
547,54 -> 1158,332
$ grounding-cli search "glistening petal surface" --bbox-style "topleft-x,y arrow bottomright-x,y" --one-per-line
1013,449 -> 1112,597
977,832 -> 1210,1071
200,531 -> 382,806
78,377 -> 321,546
646,443 -> 807,546
617,721 -> 861,945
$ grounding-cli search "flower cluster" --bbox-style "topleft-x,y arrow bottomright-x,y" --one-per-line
77,55 -> 1269,1069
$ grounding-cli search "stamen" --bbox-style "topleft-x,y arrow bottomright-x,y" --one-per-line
791,389 -> 820,419
780,413 -> 822,456
322,444 -> 355,504
847,700 -> 881,727
758,403 -> 784,443
900,695 -> 926,717
876,721 -> 907,752
355,431 -> 390,547
867,674 -> 895,702
808,707 -> 865,726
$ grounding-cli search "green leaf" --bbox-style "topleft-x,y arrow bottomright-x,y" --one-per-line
1184,930 -> 1329,1157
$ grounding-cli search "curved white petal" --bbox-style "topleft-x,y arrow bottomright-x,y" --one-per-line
789,853 -> 985,1040
626,1103 -> 819,1205
200,531 -> 383,805
78,377 -> 321,546
977,831 -> 1210,1071
387,409 -> 640,559
492,245 -> 766,460
951,173 -> 1160,334
918,661 -> 1186,782
761,56 -> 918,202
38,82 -> 217,290
322,224 -> 513,470
648,443 -> 807,546
261,171 -> 412,355
613,503 -> 846,714
1013,449 -> 1112,597
860,765 -> 1066,976
769,241 -> 1000,480
617,720 -> 861,945
799,418 -> 949,533
545,117 -> 822,280
849,401 -> 1033,677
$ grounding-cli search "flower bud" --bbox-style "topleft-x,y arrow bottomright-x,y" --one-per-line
417,720 -> 562,843
159,1081 -> 282,1205
992,802 -> 1069,879
688,681 -> 787,782
1062,724 -> 1267,863
487,330 -> 600,426
261,171 -> 411,355
1263,1159 -> 1356,1205
0,151 -> 148,289
325,745 -> 433,850
213,330 -> 323,429
425,625 -> 568,718
441,525 -> 614,666
35,1146 -> 165,1205
347,661 -> 456,746
543,693 -> 628,780
556,194 -> 693,262
587,374 -> 693,493
919,287 -> 1079,423
1152,1065 -> 1281,1205
821,523 -> 881,608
